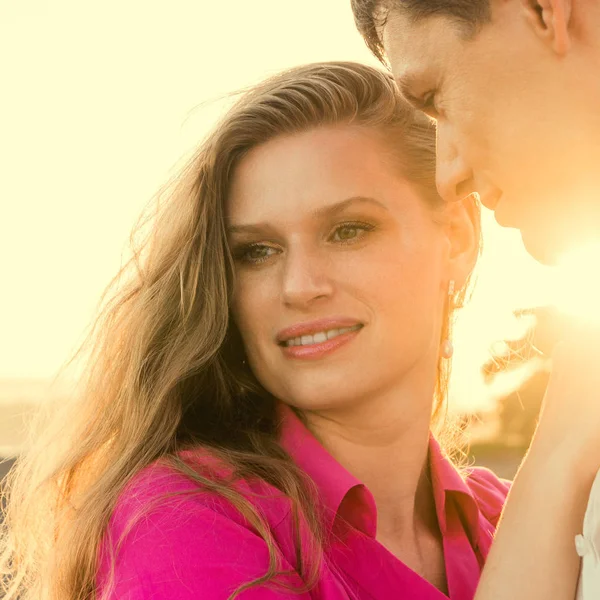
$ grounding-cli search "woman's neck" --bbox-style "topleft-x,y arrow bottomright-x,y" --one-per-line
302,390 -> 435,539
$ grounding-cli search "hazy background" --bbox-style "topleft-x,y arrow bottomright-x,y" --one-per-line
2,1 -> 598,470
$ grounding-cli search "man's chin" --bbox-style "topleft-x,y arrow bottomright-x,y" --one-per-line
520,221 -> 600,266
520,231 -> 561,265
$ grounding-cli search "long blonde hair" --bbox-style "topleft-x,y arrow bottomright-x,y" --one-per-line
0,61 -> 478,600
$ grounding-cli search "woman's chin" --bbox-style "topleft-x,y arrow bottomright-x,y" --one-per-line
278,384 -> 366,415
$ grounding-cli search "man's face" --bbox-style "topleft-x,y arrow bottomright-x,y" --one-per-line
382,6 -> 600,263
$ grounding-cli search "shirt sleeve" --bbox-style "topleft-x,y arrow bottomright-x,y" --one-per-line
97,483 -> 312,599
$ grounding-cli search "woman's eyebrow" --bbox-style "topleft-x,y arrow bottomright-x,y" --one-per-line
227,196 -> 388,235
312,195 -> 389,218
226,222 -> 280,236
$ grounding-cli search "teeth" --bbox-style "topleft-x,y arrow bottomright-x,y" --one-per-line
284,324 -> 361,347
313,332 -> 327,343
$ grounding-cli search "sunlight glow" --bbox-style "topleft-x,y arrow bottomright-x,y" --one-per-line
552,241 -> 600,324
2,0 -> 593,420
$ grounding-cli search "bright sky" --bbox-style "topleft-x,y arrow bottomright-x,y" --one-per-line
1,0 -> 594,411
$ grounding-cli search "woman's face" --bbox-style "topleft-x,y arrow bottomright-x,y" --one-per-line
227,125 -> 459,414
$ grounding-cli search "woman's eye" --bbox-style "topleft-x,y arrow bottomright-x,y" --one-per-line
330,222 -> 374,243
235,244 -> 279,264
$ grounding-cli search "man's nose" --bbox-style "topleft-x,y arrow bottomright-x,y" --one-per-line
435,125 -> 475,202
281,249 -> 334,309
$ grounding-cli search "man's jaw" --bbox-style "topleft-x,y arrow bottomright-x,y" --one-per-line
490,198 -> 563,265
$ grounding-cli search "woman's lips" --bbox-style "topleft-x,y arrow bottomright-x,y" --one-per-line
276,317 -> 363,343
280,326 -> 363,360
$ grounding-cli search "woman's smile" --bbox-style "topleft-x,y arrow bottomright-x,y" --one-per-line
277,319 -> 364,360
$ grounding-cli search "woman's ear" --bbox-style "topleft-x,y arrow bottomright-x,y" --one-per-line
443,194 -> 481,290
520,0 -> 572,55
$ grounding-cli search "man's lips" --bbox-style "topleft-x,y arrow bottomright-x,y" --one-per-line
276,317 -> 364,345
480,190 -> 503,212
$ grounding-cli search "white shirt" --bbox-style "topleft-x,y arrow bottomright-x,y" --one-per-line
576,470 -> 600,599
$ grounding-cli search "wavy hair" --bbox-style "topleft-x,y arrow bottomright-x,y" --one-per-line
0,61 -> 479,600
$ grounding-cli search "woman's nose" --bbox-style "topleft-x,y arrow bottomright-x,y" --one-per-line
280,249 -> 334,309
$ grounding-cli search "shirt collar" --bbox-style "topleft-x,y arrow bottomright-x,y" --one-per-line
428,435 -> 482,544
278,403 -> 376,536
278,403 -> 482,544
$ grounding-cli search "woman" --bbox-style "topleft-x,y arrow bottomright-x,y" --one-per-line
0,62 -> 504,600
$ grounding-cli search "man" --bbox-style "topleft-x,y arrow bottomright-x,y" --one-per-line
352,0 -> 600,264
350,1 -> 600,599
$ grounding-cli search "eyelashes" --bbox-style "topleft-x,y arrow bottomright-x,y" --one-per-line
231,221 -> 377,266
232,242 -> 279,265
404,87 -> 438,117
329,221 -> 376,243
415,91 -> 438,117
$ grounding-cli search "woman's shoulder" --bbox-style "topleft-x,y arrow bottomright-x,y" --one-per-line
98,448 -> 299,598
103,450 -> 227,548
464,465 -> 512,527
107,446 -> 288,536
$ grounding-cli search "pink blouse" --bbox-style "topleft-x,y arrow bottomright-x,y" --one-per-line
97,406 -> 510,599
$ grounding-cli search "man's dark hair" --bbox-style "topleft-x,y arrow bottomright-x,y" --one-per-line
351,0 -> 491,62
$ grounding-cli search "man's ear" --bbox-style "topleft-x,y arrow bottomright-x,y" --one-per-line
520,0 -> 572,55
444,195 -> 481,290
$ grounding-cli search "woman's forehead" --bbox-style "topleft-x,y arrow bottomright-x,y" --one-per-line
226,128 -> 416,227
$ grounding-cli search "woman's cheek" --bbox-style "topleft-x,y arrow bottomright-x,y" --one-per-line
233,273 -> 275,340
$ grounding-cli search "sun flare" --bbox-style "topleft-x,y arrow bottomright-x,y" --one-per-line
551,241 -> 600,325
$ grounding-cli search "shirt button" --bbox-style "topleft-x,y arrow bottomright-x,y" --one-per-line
575,534 -> 595,558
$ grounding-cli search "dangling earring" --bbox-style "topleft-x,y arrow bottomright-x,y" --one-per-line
440,339 -> 454,359
440,280 -> 455,359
